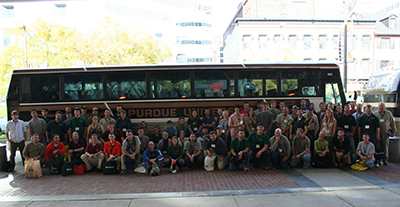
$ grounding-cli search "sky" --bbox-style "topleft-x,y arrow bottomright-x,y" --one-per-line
206,0 -> 244,34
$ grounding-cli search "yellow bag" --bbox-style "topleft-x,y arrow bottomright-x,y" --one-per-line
351,163 -> 368,171
25,159 -> 42,178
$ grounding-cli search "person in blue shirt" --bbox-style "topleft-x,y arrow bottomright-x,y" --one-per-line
202,108 -> 216,132
143,141 -> 164,176
164,120 -> 178,138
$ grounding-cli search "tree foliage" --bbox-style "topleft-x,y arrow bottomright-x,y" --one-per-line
0,17 -> 172,98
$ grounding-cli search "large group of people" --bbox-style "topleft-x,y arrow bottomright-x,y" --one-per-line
5,100 -> 397,176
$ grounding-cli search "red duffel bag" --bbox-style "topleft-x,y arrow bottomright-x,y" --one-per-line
73,163 -> 86,175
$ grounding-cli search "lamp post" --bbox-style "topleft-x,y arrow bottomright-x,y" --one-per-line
19,25 -> 28,68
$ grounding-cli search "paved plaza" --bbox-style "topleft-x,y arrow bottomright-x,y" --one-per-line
1,149 -> 400,206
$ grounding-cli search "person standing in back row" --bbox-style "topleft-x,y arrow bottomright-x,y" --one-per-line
373,102 -> 397,165
256,102 -> 274,137
6,110 -> 27,172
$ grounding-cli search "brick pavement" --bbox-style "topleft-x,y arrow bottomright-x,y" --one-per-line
363,162 -> 400,183
0,166 -> 300,197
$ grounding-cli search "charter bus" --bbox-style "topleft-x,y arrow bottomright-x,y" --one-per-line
7,63 -> 346,126
364,68 -> 400,136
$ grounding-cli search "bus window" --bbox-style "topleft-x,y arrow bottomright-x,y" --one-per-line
364,94 -> 397,103
151,72 -> 190,98
7,76 -> 20,100
266,77 -> 278,96
195,71 -> 232,97
384,94 -> 397,102
281,71 -> 319,96
325,83 -> 341,104
64,75 -> 103,100
238,72 -> 263,97
238,71 -> 277,97
364,94 -> 381,103
30,76 -> 60,102
107,73 -> 146,99
20,77 -> 29,102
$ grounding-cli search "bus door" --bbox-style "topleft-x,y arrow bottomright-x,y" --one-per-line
321,70 -> 346,105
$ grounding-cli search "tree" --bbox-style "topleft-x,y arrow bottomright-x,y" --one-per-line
0,17 -> 172,98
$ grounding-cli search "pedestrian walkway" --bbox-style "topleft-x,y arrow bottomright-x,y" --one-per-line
1,150 -> 400,207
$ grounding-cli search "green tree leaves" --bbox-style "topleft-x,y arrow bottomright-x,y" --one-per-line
0,17 -> 172,98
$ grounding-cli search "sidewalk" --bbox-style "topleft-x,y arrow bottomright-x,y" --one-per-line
1,149 -> 400,206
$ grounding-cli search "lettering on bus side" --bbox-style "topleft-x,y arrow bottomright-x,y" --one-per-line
127,107 -> 234,118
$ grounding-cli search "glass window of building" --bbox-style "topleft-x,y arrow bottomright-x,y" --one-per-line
194,71 -> 233,97
281,71 -> 319,96
243,35 -> 252,50
151,72 -> 190,98
258,35 -> 267,49
381,37 -> 390,48
280,4 -> 287,12
333,35 -> 339,49
54,4 -> 67,15
1,5 -> 14,17
274,34 -> 282,44
381,60 -> 389,68
389,17 -> 396,29
362,58 -> 370,74
3,30 -> 10,46
362,35 -> 370,50
304,35 -> 312,50
351,35 -> 356,50
107,73 -> 146,99
289,35 -> 297,49
318,35 -> 327,49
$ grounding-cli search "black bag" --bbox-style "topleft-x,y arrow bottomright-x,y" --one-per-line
2,161 -> 11,172
49,157 -> 63,174
375,139 -> 386,160
62,161 -> 73,176
103,161 -> 117,175
228,154 -> 239,164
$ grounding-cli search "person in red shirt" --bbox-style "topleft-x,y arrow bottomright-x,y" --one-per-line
45,134 -> 66,163
104,133 -> 122,170
239,102 -> 249,116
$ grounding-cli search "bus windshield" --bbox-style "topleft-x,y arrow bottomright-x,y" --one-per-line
365,70 -> 400,94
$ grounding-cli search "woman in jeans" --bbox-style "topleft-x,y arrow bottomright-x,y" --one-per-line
244,107 -> 257,137
320,109 -> 337,142
164,136 -> 185,173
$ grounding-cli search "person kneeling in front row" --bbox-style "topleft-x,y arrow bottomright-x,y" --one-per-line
23,134 -> 46,166
120,129 -> 141,175
204,131 -> 228,170
290,128 -> 311,169
312,131 -> 332,168
81,134 -> 104,172
229,129 -> 251,171
355,134 -> 375,168
45,134 -> 66,165
270,128 -> 291,169
68,132 -> 84,164
104,133 -> 122,172
183,134 -> 204,168
248,123 -> 271,170
143,141 -> 164,176
164,136 -> 185,173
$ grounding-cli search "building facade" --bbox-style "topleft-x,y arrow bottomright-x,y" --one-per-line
0,0 -> 220,64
